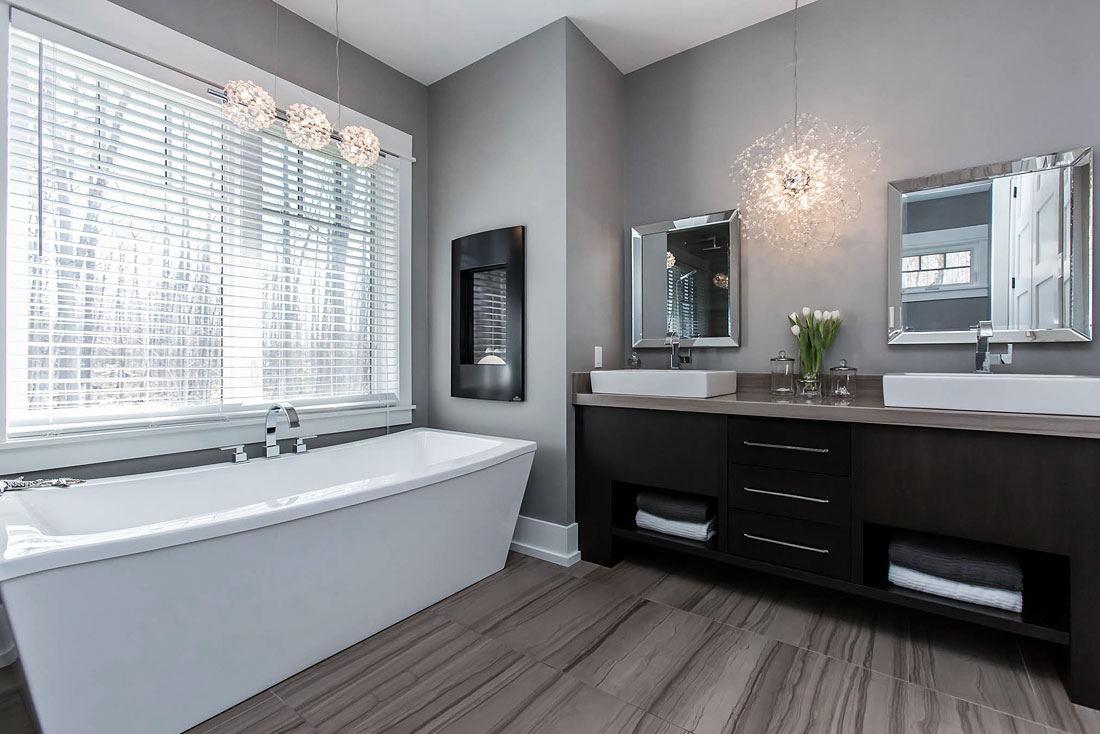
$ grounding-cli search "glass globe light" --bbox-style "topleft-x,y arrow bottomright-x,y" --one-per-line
713,272 -> 730,289
221,80 -> 276,131
285,104 -> 333,150
666,251 -> 676,269
337,125 -> 381,167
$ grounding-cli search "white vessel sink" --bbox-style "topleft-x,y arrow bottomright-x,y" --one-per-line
882,373 -> 1100,417
590,369 -> 737,398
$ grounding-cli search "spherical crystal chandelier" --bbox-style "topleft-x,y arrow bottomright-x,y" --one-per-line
731,0 -> 878,252
286,103 -> 333,150
221,80 -> 276,130
338,125 -> 381,167
713,272 -> 730,289
666,251 -> 676,269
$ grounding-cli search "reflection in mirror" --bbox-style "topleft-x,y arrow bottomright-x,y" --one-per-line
632,210 -> 741,348
888,149 -> 1092,344
467,266 -> 507,365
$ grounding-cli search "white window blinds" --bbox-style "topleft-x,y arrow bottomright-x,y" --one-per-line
6,29 -> 402,437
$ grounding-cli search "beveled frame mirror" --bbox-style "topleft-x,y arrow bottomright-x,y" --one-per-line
631,209 -> 741,348
887,148 -> 1092,344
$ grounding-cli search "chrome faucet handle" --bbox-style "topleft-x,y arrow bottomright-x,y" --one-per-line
220,445 -> 248,463
976,320 -> 994,338
295,436 -> 317,454
664,331 -> 680,345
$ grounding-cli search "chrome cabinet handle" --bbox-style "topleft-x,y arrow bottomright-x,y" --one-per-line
743,486 -> 829,504
743,533 -> 830,554
742,440 -> 829,454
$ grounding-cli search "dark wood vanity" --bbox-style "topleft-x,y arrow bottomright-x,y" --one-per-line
574,375 -> 1100,709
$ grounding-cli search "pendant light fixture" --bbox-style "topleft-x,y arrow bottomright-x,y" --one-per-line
331,0 -> 381,167
732,0 -> 878,252
218,0 -> 380,167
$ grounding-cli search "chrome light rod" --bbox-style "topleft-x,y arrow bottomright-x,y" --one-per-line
206,88 -> 413,163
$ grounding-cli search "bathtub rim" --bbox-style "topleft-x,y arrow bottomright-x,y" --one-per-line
0,428 -> 535,582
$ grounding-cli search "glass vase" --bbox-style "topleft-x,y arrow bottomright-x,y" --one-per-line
798,372 -> 821,399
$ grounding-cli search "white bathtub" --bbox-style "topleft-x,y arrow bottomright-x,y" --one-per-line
0,428 -> 535,734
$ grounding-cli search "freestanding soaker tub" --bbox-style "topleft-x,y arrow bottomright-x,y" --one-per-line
0,428 -> 536,734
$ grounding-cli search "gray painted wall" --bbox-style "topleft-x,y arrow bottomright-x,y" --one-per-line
623,0 -> 1100,375
111,0 -> 432,425
428,21 -> 571,525
428,20 -> 623,527
565,23 -> 624,522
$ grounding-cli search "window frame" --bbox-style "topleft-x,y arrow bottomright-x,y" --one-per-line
0,0 -> 414,472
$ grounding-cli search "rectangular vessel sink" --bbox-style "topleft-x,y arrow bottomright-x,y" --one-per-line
882,373 -> 1100,417
590,369 -> 737,398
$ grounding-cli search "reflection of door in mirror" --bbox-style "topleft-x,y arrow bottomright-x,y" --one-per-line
1006,169 -> 1063,330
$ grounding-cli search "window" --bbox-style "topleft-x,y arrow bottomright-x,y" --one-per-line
5,29 -> 405,438
902,250 -> 973,289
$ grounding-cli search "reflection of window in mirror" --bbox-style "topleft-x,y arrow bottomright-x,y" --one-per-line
664,223 -> 730,339
900,182 -> 992,332
462,266 -> 508,365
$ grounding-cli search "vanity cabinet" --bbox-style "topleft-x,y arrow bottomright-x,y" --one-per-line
575,404 -> 1100,710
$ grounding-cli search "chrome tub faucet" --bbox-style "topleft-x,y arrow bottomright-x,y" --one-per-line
265,402 -> 300,458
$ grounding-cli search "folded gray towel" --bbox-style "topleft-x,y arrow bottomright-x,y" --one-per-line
635,489 -> 711,524
888,532 -> 1022,592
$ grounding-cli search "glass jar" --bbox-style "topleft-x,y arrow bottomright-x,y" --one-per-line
828,359 -> 858,398
770,350 -> 796,396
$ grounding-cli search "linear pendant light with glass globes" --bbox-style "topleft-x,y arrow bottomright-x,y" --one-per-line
218,0 -> 380,168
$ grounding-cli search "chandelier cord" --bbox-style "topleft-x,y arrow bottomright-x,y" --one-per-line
335,0 -> 342,129
792,0 -> 799,146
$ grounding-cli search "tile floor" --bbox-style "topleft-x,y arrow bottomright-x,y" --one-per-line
4,551 -> 1099,733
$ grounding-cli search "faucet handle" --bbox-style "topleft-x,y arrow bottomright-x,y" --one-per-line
220,445 -> 248,463
665,331 -> 679,345
976,320 -> 994,337
294,436 -> 317,454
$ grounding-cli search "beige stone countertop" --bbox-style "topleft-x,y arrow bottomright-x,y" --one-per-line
571,373 -> 1100,441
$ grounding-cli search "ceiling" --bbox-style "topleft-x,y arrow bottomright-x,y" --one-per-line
273,0 -> 816,86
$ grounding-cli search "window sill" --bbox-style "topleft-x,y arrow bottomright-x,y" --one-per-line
0,405 -> 414,475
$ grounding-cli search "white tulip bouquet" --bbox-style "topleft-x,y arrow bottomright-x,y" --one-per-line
788,307 -> 842,384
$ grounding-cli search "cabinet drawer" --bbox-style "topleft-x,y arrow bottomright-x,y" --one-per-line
728,510 -> 851,579
729,465 -> 850,526
729,418 -> 851,476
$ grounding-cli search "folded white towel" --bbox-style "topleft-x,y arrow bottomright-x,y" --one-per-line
635,508 -> 715,542
888,563 -> 1023,613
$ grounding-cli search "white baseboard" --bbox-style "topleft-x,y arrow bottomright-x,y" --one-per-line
510,515 -> 580,567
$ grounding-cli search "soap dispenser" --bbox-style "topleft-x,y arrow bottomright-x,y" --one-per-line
627,351 -> 642,369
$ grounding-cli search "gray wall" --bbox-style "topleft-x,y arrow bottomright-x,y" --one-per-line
428,20 -> 623,527
428,21 -> 571,525
565,23 -> 624,522
624,0 -> 1100,375
111,0 -> 432,426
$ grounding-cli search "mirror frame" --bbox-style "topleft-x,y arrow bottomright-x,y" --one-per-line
887,148 -> 1093,344
631,209 -> 741,348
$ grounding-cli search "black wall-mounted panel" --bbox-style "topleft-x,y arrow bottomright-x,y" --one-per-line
451,226 -> 525,401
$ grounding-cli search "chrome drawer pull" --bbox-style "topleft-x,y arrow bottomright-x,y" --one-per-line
742,440 -> 829,454
743,533 -> 830,554
743,486 -> 829,504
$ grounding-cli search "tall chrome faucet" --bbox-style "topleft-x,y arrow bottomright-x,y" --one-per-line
975,320 -> 1013,373
265,402 -> 300,458
665,331 -> 692,370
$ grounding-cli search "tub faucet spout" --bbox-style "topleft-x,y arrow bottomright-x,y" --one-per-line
265,402 -> 300,458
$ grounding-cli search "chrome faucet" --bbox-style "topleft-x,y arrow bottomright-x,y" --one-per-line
974,320 -> 1013,373
265,402 -> 300,458
665,331 -> 692,369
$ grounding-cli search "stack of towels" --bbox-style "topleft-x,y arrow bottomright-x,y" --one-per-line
888,532 -> 1023,613
635,489 -> 715,542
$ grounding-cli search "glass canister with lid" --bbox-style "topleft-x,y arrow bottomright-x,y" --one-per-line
827,359 -> 858,398
770,350 -> 796,396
